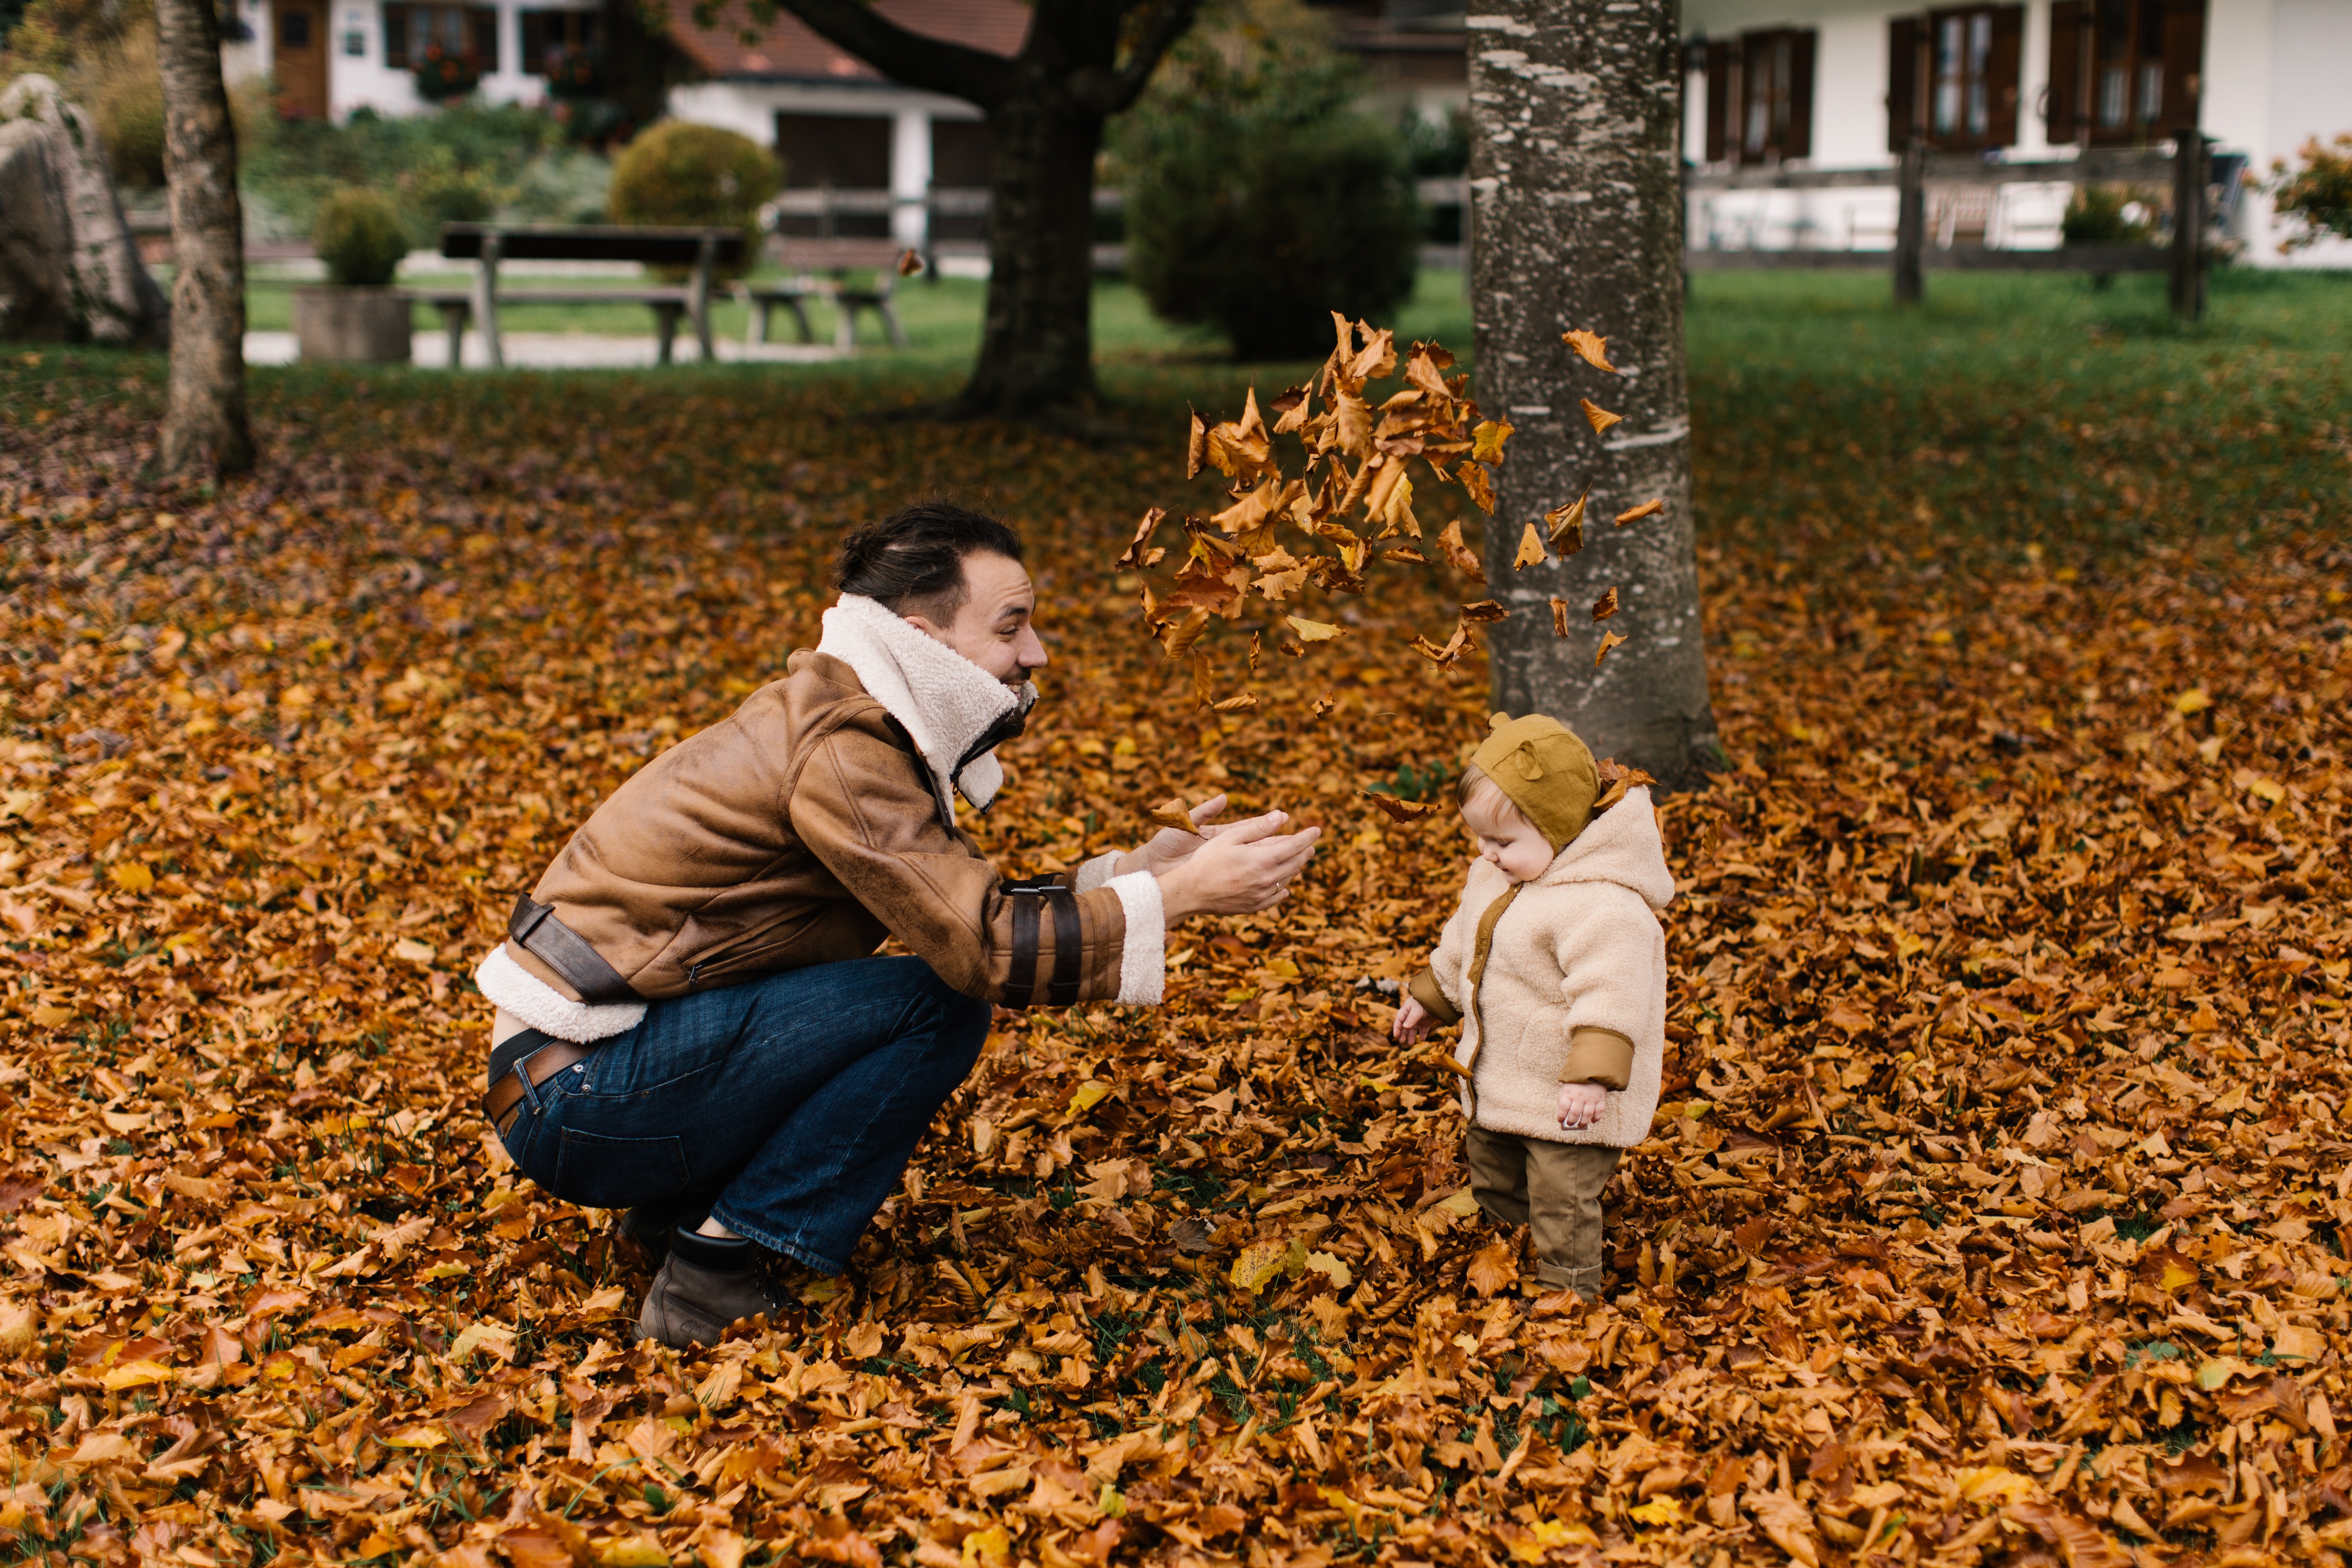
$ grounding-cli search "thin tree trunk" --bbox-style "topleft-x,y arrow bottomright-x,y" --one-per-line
961,100 -> 1104,417
1468,0 -> 1719,789
156,0 -> 253,476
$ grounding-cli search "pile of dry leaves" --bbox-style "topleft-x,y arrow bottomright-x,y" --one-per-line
0,359 -> 2347,1568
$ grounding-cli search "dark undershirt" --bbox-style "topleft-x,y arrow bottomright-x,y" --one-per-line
486,1027 -> 557,1089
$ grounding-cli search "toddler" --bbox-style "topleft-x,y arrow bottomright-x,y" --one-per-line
1391,712 -> 1674,1298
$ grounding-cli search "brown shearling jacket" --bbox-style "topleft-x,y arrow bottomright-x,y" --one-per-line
501,650 -> 1131,1006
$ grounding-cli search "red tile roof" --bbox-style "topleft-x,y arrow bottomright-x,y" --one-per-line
666,0 -> 1030,82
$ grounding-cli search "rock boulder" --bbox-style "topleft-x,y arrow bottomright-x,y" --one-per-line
0,118 -> 78,341
0,74 -> 171,345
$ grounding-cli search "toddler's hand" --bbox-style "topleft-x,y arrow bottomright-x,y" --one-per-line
1557,1081 -> 1607,1130
1392,995 -> 1432,1044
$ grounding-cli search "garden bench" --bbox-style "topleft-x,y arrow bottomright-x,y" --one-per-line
739,238 -> 909,351
407,225 -> 746,369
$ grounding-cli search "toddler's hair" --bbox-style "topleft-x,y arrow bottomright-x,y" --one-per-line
1455,764 -> 1531,825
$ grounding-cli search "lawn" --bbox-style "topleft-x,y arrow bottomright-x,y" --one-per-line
0,267 -> 2347,1566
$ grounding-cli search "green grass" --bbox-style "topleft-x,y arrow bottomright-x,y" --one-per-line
16,266 -> 2346,572
239,267 -> 1474,370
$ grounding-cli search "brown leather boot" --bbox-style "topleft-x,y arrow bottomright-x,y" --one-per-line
634,1230 -> 794,1348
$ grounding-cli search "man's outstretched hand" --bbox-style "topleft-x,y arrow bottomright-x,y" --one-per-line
1155,808 -> 1320,920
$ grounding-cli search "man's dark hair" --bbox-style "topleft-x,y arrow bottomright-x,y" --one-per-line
832,502 -> 1025,623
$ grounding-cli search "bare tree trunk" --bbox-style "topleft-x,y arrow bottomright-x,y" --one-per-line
156,0 -> 253,476
1468,0 -> 1720,789
771,0 -> 1197,419
962,101 -> 1104,417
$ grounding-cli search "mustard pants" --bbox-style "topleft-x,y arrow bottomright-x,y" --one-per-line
1464,1126 -> 1623,1298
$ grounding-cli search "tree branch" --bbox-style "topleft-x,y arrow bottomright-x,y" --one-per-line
1104,0 -> 1202,112
756,0 -> 1015,107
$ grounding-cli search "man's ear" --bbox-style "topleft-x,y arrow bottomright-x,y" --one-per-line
900,613 -> 945,639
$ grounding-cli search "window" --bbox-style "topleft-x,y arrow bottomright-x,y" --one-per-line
278,7 -> 310,47
384,3 -> 498,70
2047,0 -> 2204,146
1699,28 -> 1816,166
519,8 -> 597,73
1887,7 -> 2022,152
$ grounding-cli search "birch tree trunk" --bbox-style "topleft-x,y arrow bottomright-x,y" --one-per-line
156,0 -> 253,476
1468,0 -> 1719,789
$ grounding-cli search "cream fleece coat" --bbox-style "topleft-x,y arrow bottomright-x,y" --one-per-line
1425,787 -> 1673,1148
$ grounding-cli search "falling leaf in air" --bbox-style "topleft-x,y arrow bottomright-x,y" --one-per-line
1185,408 -> 1209,480
1615,498 -> 1664,526
1459,600 -> 1508,624
1593,757 -> 1657,810
1211,692 -> 1258,712
1470,420 -> 1513,466
1550,598 -> 1571,637
1513,522 -> 1545,571
1545,492 -> 1588,553
1581,399 -> 1624,436
896,249 -> 923,277
1595,630 -> 1628,668
1592,586 -> 1620,621
1561,328 -> 1616,372
1117,506 -> 1165,568
1436,519 -> 1486,583
1359,791 -> 1439,823
1287,615 -> 1344,642
1456,460 -> 1497,515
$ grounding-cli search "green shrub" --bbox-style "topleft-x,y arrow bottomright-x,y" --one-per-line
1118,24 -> 1419,360
241,101 -> 567,247
2267,134 -> 2352,252
2061,185 -> 2157,246
91,24 -> 165,188
311,187 -> 408,286
606,120 -> 780,273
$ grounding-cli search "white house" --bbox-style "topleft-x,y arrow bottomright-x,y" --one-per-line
1681,0 -> 2352,265
222,0 -> 603,121
660,0 -> 1022,248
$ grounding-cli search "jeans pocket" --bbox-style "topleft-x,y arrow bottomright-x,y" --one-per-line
551,1127 -> 691,1212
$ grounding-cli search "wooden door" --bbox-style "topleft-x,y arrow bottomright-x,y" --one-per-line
273,0 -> 328,120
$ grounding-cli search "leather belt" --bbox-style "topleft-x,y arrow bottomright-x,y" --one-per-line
481,1038 -> 597,1136
509,894 -> 638,1004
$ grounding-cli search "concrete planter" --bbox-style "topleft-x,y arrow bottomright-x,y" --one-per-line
292,286 -> 412,363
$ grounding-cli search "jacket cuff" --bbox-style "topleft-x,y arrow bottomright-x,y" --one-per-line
1559,1026 -> 1634,1089
1107,871 -> 1164,1006
478,942 -> 647,1044
1407,967 -> 1460,1025
1070,850 -> 1123,894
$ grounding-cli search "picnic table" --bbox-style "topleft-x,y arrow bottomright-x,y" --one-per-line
407,225 -> 746,369
738,237 -> 910,351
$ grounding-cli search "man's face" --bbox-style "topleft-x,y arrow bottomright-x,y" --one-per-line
902,551 -> 1047,688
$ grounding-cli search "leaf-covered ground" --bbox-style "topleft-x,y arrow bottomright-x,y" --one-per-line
1,274 -> 2348,1568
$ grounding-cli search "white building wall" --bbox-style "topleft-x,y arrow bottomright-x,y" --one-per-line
323,0 -> 597,119
1682,0 -> 2349,264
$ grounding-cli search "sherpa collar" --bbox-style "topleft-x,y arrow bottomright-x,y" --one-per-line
817,594 -> 1036,822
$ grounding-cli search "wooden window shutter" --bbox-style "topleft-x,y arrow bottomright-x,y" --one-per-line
1705,41 -> 1732,163
1786,31 -> 1817,159
470,5 -> 499,68
2159,0 -> 2205,136
2045,0 -> 2084,145
1887,16 -> 1921,153
1988,5 -> 2024,147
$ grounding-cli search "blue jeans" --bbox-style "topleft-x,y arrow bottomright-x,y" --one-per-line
495,956 -> 989,1273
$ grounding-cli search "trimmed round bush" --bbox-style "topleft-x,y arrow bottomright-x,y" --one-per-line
606,120 -> 780,273
1121,35 -> 1419,361
312,187 -> 409,287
